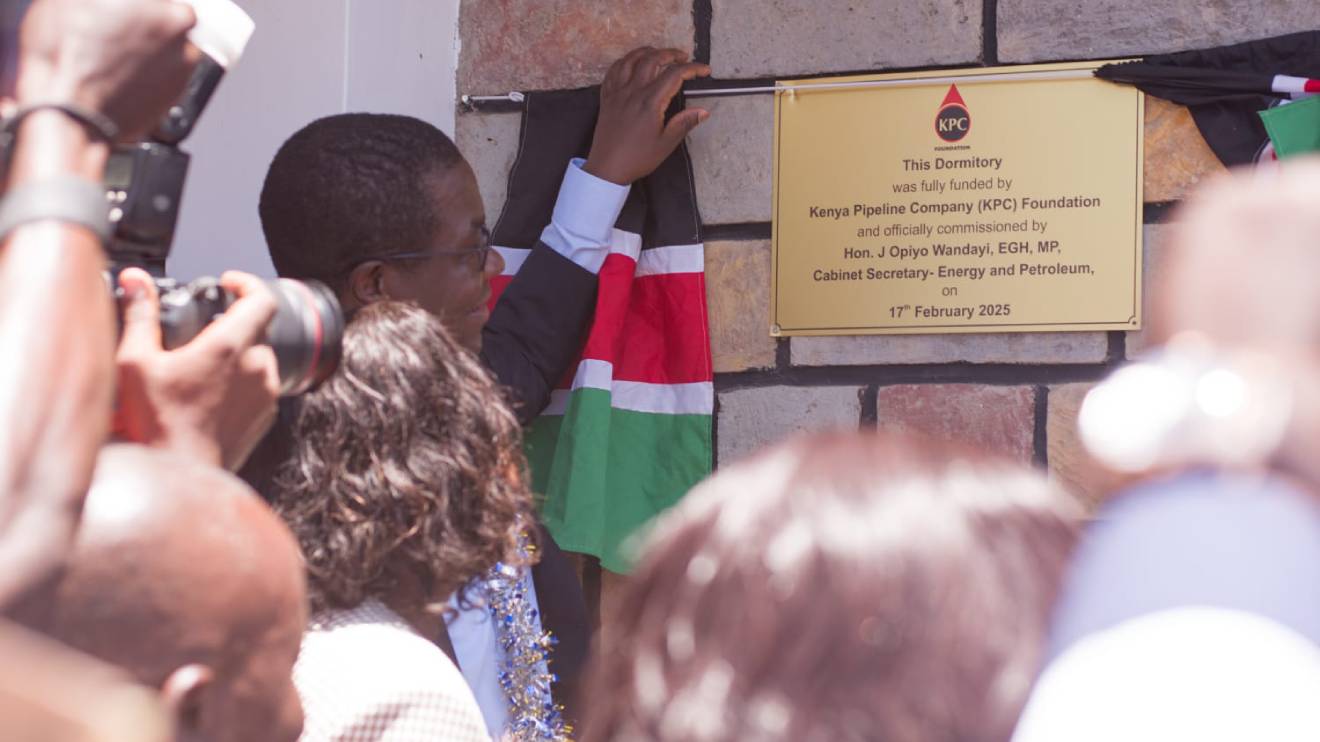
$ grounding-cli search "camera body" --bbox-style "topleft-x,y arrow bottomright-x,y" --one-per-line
105,142 -> 188,275
106,36 -> 343,395
105,53 -> 229,275
145,277 -> 343,396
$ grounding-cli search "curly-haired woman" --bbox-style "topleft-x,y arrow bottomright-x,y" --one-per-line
272,302 -> 541,742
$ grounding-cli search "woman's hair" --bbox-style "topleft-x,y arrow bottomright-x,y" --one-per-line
272,301 -> 533,613
582,431 -> 1082,742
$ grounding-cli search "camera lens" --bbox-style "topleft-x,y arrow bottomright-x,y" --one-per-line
141,276 -> 343,396
266,279 -> 344,396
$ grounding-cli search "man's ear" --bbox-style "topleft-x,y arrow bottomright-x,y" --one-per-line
160,664 -> 213,735
347,261 -> 390,307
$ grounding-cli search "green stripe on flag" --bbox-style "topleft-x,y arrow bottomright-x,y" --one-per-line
1260,95 -> 1320,159
524,388 -> 712,573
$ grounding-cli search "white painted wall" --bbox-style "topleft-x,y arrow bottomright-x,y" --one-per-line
169,0 -> 461,280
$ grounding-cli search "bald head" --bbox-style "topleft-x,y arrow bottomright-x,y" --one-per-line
7,445 -> 307,742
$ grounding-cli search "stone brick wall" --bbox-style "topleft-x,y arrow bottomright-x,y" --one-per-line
457,0 -> 1320,622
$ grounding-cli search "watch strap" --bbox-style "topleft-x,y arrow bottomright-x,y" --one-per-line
0,103 -> 120,147
0,176 -> 112,246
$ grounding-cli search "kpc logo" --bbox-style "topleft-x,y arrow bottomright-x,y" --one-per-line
935,84 -> 970,143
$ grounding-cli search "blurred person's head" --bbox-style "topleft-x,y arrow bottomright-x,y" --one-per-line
1154,158 -> 1320,352
4,444 -> 307,742
582,431 -> 1082,742
272,301 -> 533,616
260,113 -> 501,351
1145,158 -> 1320,487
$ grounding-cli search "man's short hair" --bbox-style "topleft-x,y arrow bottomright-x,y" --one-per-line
259,113 -> 464,290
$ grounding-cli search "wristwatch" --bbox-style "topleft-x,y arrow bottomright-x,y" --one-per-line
0,175 -> 112,246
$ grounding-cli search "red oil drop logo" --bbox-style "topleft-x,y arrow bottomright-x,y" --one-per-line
935,84 -> 971,142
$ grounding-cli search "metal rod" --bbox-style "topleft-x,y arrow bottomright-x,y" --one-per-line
461,91 -> 526,105
460,68 -> 1099,106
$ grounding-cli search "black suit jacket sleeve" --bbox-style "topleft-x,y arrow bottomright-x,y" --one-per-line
480,242 -> 598,425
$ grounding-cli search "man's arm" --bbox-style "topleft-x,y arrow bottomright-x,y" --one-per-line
480,47 -> 710,422
480,166 -> 624,425
0,113 -> 117,604
0,0 -> 197,606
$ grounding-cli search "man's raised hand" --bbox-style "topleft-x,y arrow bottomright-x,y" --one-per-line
583,47 -> 712,186
17,0 -> 200,141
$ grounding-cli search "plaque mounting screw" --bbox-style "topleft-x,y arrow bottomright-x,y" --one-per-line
770,324 -> 782,337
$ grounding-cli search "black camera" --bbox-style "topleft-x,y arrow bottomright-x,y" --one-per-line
107,35 -> 342,395
151,276 -> 343,396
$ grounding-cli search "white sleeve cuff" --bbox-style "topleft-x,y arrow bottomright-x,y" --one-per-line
538,158 -> 630,274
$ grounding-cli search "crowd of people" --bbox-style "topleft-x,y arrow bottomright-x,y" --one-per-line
3,0 -> 1320,740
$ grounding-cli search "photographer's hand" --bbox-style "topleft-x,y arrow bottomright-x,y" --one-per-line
583,47 -> 711,186
16,0 -> 200,142
115,269 -> 281,472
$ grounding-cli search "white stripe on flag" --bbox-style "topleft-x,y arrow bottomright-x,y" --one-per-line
1274,74 -> 1309,95
572,358 -> 615,391
541,358 -> 714,416
613,380 -> 715,415
609,229 -> 643,263
497,232 -> 704,278
636,244 -> 704,277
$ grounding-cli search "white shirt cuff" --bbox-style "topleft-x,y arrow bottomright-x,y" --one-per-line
538,158 -> 630,274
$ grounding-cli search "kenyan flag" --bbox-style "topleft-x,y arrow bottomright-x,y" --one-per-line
488,89 -> 713,573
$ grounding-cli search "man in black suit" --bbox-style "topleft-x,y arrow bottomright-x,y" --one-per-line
241,47 -> 711,731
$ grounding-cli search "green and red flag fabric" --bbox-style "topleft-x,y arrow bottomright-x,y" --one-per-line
487,89 -> 713,573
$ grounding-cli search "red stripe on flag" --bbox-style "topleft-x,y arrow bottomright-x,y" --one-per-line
610,273 -> 712,384
576,252 -> 638,367
490,250 -> 711,388
575,253 -> 711,385
488,275 -> 514,309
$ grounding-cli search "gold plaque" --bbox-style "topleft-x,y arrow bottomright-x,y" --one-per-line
771,62 -> 1144,336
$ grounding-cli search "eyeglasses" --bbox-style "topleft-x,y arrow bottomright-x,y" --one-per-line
357,226 -> 492,272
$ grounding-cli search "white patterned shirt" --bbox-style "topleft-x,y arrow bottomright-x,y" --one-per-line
294,598 -> 490,742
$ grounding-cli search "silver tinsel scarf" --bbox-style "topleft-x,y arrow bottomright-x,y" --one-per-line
484,543 -> 572,741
